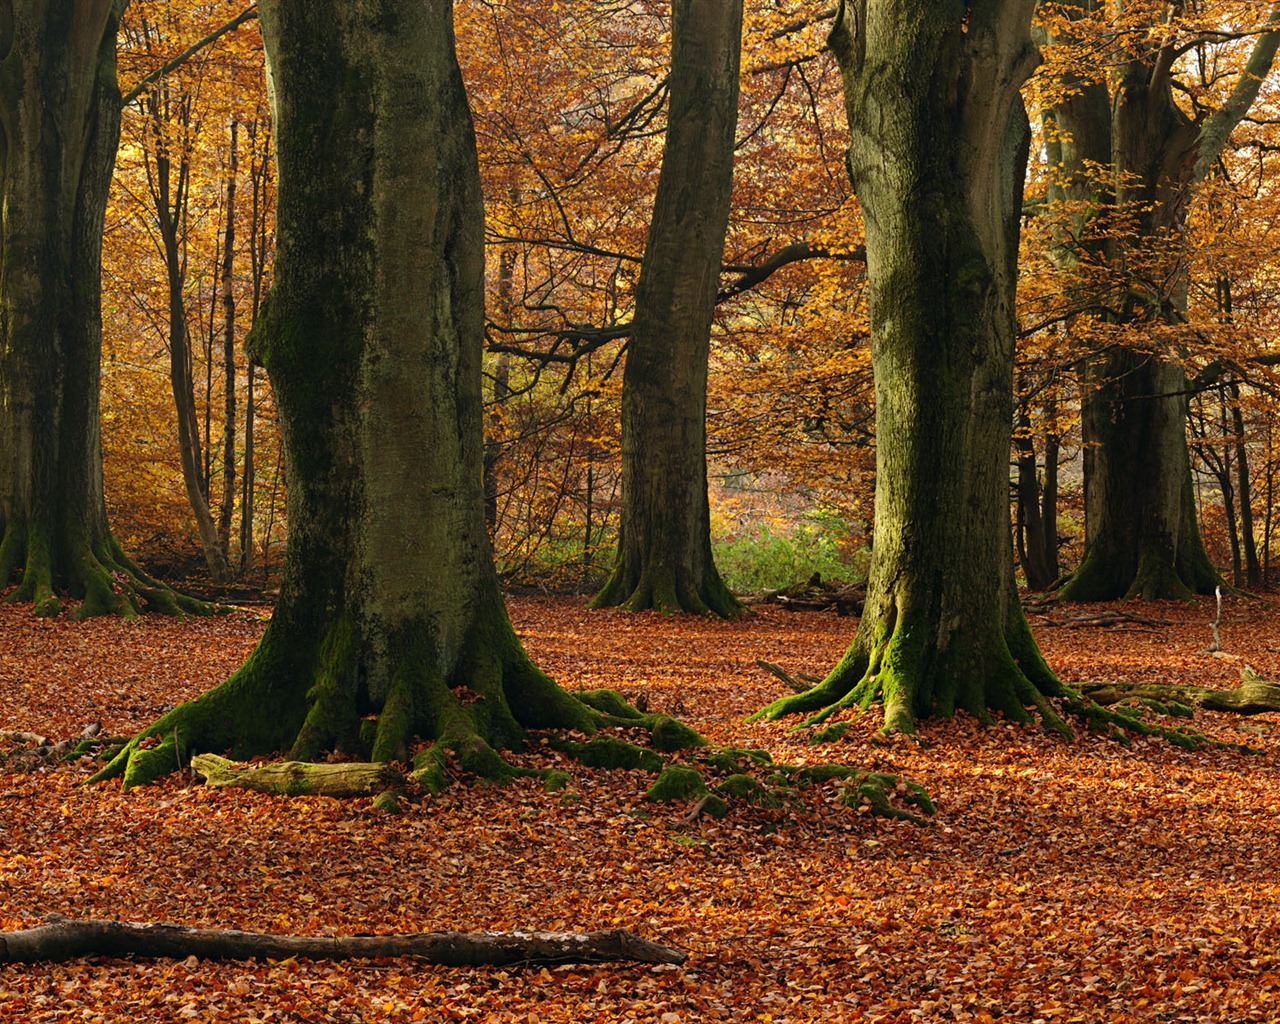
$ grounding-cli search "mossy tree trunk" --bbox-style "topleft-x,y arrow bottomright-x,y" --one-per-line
753,0 -> 1069,734
0,0 -> 191,618
1050,3 -> 1280,601
591,0 -> 743,617
96,0 -> 602,789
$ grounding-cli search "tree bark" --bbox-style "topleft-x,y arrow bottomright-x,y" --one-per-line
0,916 -> 685,966
1015,404 -> 1058,590
218,118 -> 238,565
591,0 -> 743,617
191,753 -> 402,797
0,0 -> 195,617
1230,382 -> 1261,588
1050,4 -> 1280,601
1063,349 -> 1219,600
94,0 -> 654,790
753,0 -> 1069,735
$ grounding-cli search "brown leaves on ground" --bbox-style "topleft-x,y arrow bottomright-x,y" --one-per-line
2,594 -> 1280,1022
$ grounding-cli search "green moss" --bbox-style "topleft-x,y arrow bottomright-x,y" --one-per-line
120,736 -> 180,790
646,765 -> 707,802
715,773 -> 777,807
542,769 -> 572,793
839,772 -> 933,824
700,794 -> 730,818
577,689 -> 645,720
454,738 -> 518,783
649,715 -> 704,752
359,717 -> 378,756
809,722 -> 851,744
794,764 -> 861,786
409,743 -> 448,793
551,735 -> 663,772
372,789 -> 402,813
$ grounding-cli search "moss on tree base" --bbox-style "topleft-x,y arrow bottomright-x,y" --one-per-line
590,560 -> 744,619
0,522 -> 206,620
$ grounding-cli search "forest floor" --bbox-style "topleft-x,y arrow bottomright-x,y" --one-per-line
2,592 -> 1280,1022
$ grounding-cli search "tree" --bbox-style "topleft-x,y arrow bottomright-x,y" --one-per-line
753,0 -> 1069,734
0,0 -> 196,617
95,0 -> 677,789
1037,0 -> 1280,601
591,0 -> 744,616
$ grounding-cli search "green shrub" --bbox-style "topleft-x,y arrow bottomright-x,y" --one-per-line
712,515 -> 867,592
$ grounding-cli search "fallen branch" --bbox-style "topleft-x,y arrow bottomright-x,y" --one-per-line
1037,610 -> 1170,630
755,659 -> 818,693
0,915 -> 685,966
1205,585 -> 1224,653
192,754 -> 402,798
1078,666 -> 1280,715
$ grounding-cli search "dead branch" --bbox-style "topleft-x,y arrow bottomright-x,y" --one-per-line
0,915 -> 685,966
1036,610 -> 1171,630
755,659 -> 817,693
192,754 -> 402,798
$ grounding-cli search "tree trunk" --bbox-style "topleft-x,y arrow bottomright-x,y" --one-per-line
1049,5 -> 1280,601
218,118 -> 238,564
1061,349 -> 1219,600
145,82 -> 231,584
1230,382 -> 1261,588
591,0 -> 743,617
1015,404 -> 1057,590
753,0 -> 1068,735
0,0 -> 195,618
94,0 -> 638,790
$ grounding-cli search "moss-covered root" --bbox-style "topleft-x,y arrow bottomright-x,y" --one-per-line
575,689 -> 705,752
590,561 -> 744,619
2,524 -> 208,620
1062,694 -> 1255,753
750,613 -> 1071,741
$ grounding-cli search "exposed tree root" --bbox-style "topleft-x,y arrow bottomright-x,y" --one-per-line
0,914 -> 685,966
1,522 -> 207,619
1077,666 -> 1280,716
747,617 -> 1073,742
591,560 -> 744,618
639,748 -> 935,826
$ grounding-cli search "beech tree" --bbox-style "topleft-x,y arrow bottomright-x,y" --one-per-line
95,0 -> 682,789
1039,0 -> 1280,601
591,0 -> 744,616
753,0 -> 1069,733
0,0 -> 195,617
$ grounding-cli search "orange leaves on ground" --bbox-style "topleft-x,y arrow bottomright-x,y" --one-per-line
3,593 -> 1280,1021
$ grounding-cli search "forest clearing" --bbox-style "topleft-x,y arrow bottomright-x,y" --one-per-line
2,593 -> 1279,1023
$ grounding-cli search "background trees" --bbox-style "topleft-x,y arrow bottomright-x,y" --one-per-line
590,0 -> 744,617
9,1 -> 1280,611
0,0 -> 196,617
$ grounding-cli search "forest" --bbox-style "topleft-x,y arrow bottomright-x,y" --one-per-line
4,0 -> 1280,1021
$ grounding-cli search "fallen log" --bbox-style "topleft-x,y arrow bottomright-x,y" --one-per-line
1078,666 -> 1280,716
0,915 -> 686,966
191,754 -> 402,798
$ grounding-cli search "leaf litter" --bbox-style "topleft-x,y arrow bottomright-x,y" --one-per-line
1,593 -> 1279,1022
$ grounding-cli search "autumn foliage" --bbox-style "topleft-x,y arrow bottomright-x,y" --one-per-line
5,595 -> 1280,1019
